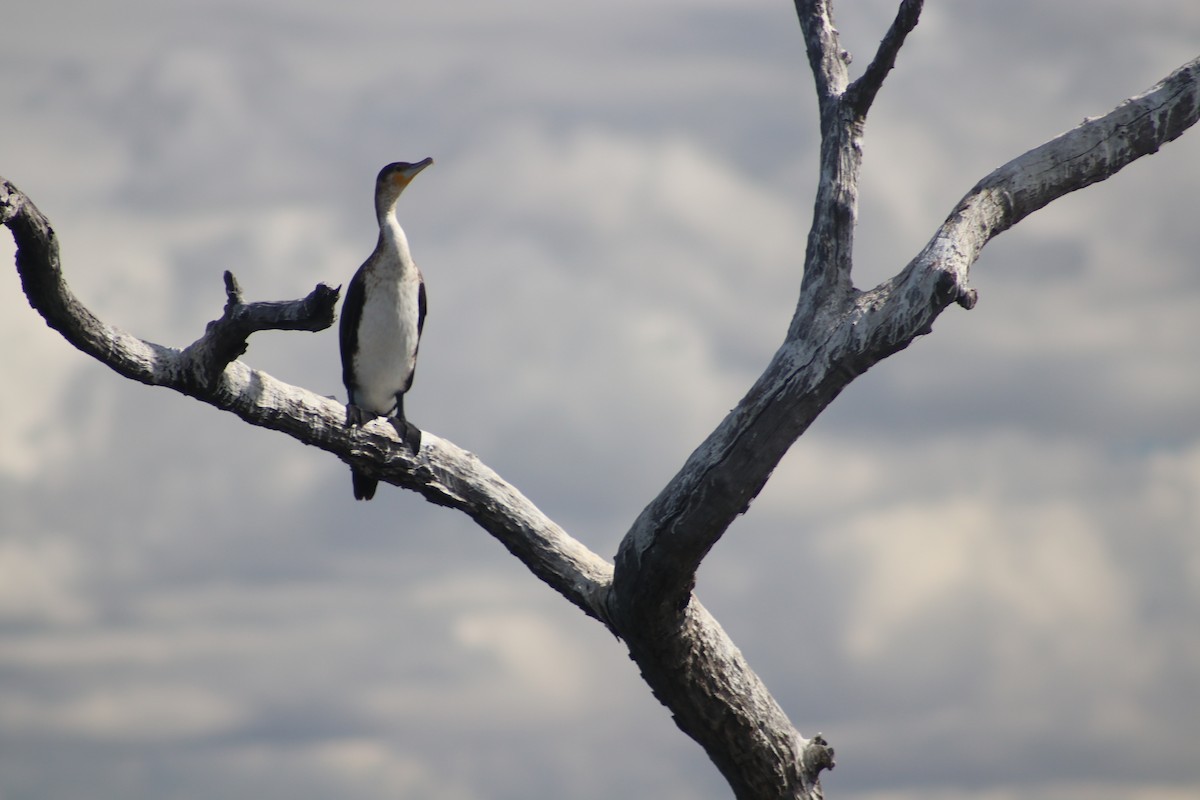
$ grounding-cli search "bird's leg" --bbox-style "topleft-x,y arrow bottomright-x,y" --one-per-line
345,403 -> 369,427
388,393 -> 422,452
392,417 -> 421,452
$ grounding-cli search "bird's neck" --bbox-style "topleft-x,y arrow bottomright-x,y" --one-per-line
376,207 -> 415,268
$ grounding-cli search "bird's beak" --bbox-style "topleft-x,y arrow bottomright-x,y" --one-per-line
406,157 -> 434,177
391,157 -> 433,190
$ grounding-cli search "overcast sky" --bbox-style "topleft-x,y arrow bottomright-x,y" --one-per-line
2,2 -> 1199,799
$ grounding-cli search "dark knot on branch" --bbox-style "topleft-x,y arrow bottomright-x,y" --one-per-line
797,732 -> 836,800
935,269 -> 979,311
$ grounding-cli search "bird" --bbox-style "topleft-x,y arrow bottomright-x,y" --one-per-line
339,157 -> 433,501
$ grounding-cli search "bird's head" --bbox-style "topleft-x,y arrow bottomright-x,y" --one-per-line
375,157 -> 433,215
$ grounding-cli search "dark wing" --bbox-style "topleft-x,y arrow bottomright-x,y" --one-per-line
400,268 -> 428,395
416,267 -> 427,339
339,265 -> 367,396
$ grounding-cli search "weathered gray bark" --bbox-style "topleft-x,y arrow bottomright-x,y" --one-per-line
4,2 -> 1199,797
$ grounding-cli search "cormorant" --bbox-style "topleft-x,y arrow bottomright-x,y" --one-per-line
339,157 -> 433,500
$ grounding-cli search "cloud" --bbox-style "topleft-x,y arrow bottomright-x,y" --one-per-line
3,684 -> 246,741
0,536 -> 91,624
2,2 -> 1199,799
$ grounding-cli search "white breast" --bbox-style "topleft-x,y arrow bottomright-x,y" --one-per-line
353,266 -> 421,416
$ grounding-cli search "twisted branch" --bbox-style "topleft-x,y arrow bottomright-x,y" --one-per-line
1,176 -> 612,625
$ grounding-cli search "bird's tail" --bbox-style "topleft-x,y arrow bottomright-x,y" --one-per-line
351,468 -> 378,501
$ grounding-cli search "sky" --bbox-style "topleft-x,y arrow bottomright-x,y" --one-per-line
2,1 -> 1199,799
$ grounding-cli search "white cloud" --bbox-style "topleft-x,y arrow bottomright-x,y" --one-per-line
830,497 -> 1135,671
3,1 -> 1199,799
0,308 -> 88,478
453,609 -> 593,711
2,684 -> 245,741
300,739 -> 472,800
0,536 -> 91,624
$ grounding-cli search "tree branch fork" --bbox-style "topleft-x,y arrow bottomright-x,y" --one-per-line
4,170 -> 835,799
4,166 -> 835,798
179,269 -> 341,391
5,4 -> 1198,796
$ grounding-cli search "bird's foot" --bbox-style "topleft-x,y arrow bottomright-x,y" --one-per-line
389,417 -> 422,452
345,403 -> 371,427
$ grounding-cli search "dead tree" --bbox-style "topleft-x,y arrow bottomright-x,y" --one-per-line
4,2 -> 1198,797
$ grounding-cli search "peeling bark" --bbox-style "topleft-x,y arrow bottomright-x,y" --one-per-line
4,3 -> 1198,797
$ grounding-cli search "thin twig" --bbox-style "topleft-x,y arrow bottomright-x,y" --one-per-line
846,0 -> 924,118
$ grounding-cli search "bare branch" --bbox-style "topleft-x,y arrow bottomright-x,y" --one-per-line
1,176 -> 612,624
612,53 -> 1200,645
612,297 -> 871,622
972,55 -> 1200,238
792,1 -> 923,315
2,179 -> 175,386
866,53 -> 1200,349
795,123 -> 860,317
793,0 -> 850,107
179,270 -> 340,391
845,0 -> 924,118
